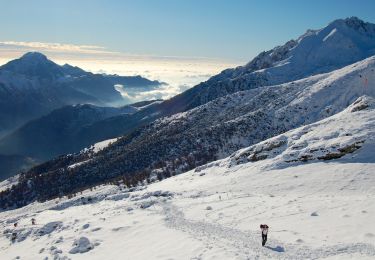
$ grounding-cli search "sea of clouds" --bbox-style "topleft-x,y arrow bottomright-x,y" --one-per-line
0,41 -> 240,104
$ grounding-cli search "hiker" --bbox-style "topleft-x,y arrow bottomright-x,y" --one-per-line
260,224 -> 269,246
11,232 -> 17,243
31,218 -> 36,225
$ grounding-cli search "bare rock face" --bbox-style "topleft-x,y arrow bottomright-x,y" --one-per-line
317,141 -> 365,160
349,96 -> 373,112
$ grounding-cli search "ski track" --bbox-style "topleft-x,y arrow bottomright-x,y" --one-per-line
161,201 -> 375,259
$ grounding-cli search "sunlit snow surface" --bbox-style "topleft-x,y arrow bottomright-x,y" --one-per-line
1,96 -> 374,260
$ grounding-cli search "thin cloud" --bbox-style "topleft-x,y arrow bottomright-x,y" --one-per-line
0,41 -> 115,55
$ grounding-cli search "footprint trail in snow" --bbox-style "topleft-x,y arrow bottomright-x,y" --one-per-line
161,201 -> 375,259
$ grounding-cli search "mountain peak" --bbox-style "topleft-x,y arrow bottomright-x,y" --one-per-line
210,17 -> 375,85
21,52 -> 48,61
343,16 -> 366,27
328,16 -> 375,34
0,52 -> 65,80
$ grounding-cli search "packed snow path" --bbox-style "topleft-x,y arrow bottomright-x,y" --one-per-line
161,201 -> 375,259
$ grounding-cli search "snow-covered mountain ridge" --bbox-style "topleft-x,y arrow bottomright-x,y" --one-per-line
1,53 -> 373,209
212,17 -> 375,83
143,54 -> 375,161
180,17 -> 375,112
1,94 -> 374,259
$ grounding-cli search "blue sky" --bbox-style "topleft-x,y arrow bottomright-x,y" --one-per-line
1,0 -> 375,97
1,0 -> 375,61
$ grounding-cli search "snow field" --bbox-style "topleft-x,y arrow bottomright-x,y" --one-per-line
1,102 -> 374,259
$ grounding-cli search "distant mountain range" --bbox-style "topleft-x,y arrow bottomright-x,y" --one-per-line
1,17 -> 374,204
0,52 -> 162,137
0,99 -> 161,180
0,100 -> 161,160
0,52 -> 163,179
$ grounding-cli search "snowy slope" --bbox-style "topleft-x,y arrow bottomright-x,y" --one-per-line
229,96 -> 374,168
0,96 -> 374,260
2,54 -> 374,208
169,17 -> 375,114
